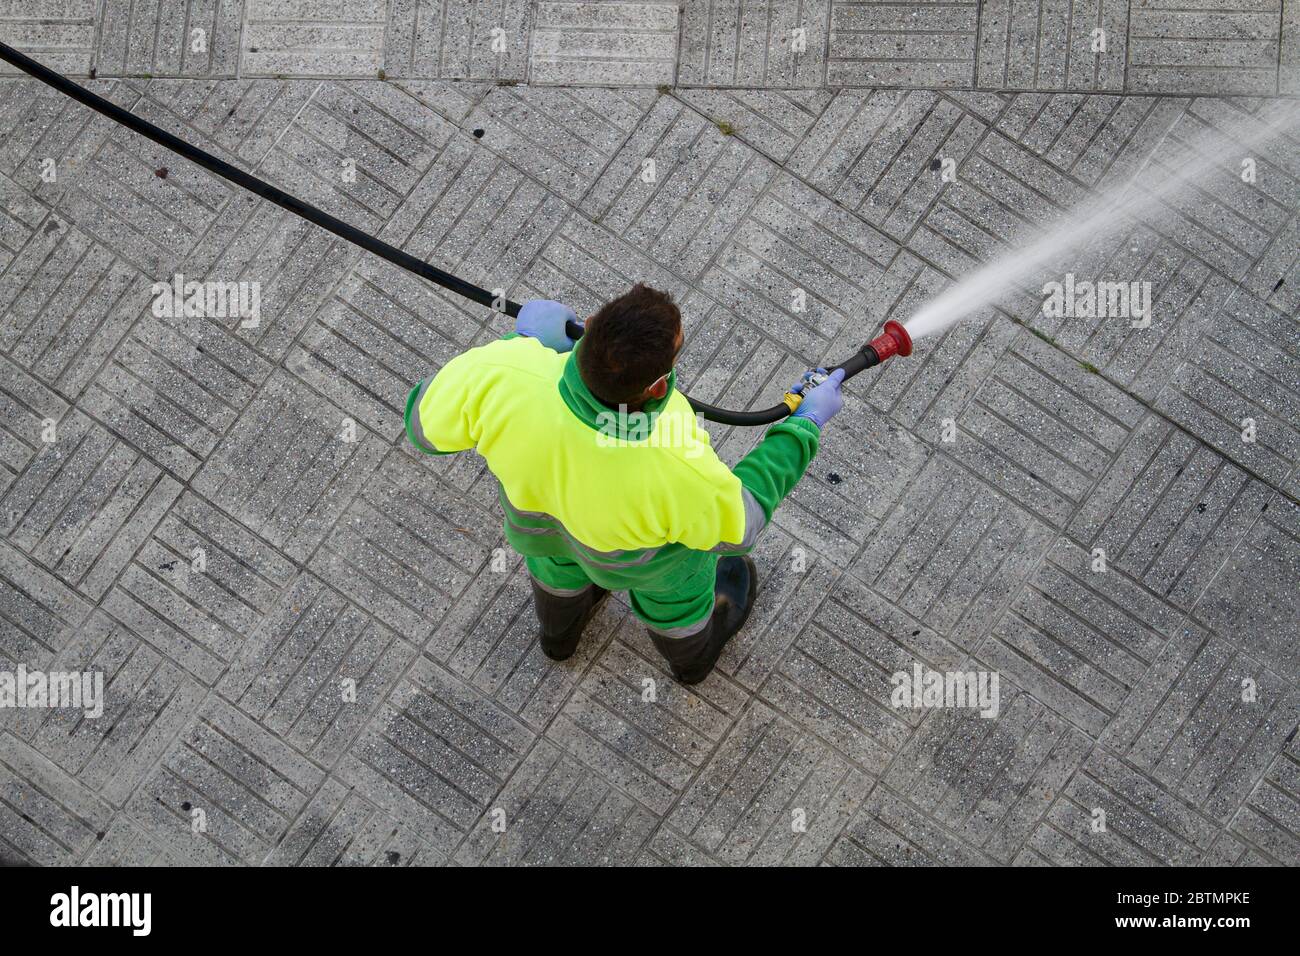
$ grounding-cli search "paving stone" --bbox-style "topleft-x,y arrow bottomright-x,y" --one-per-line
882,679 -> 1093,861
95,492 -> 297,687
1285,0 -> 1300,93
906,131 -> 1093,318
1126,0 -> 1284,95
144,78 -> 320,169
50,91 -> 243,277
83,298 -> 276,482
1101,623 -> 1300,823
0,353 -> 68,500
1226,731 -> 1300,864
435,562 -> 626,734
637,824 -> 723,864
0,218 -> 149,399
1244,210 -> 1299,316
1192,494 -> 1300,682
242,0 -> 387,77
0,171 -> 49,274
308,450 -> 497,642
1069,412 -> 1273,611
679,0 -> 831,87
4,610 -> 205,807
1023,746 -> 1219,864
676,89 -> 834,164
1017,225 -> 1218,401
218,574 -> 416,767
667,702 -> 870,864
463,86 -> 655,203
946,330 -> 1148,528
830,260 -> 1020,439
0,732 -> 112,864
531,1 -> 680,86
383,131 -> 571,296
520,211 -> 690,319
545,624 -> 749,814
184,194 -> 361,361
983,536 -> 1186,739
288,269 -> 462,439
0,1 -> 97,76
336,655 -> 534,855
455,739 -> 658,865
384,0 -> 533,80
0,407 -> 182,599
994,92 -> 1138,183
0,79 -> 135,196
828,0 -> 979,88
83,814 -> 188,865
582,95 -> 780,281
191,370 -> 387,563
714,522 -> 840,689
669,287 -> 778,412
766,572 -> 967,773
393,79 -> 492,123
1092,99 -> 1300,285
0,537 -> 93,672
977,0 -> 1130,91
268,776 -> 444,865
787,90 -> 985,242
97,0 -> 244,77
828,784 -> 994,864
703,169 -> 896,359
850,453 -> 1056,649
766,385 -> 929,566
258,80 -> 458,239
1155,287 -> 1300,488
124,696 -> 326,864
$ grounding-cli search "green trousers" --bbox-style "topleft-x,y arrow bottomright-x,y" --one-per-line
526,550 -> 719,638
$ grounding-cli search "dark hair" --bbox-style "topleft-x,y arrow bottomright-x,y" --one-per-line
578,284 -> 681,406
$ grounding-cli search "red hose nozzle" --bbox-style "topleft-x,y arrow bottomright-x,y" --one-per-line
867,320 -> 912,362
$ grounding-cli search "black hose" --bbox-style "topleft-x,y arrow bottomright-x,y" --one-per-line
0,41 -> 877,428
0,42 -> 515,318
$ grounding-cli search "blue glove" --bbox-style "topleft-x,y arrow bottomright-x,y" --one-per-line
791,367 -> 845,428
516,299 -> 580,352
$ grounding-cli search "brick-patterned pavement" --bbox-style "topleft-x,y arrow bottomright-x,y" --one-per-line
0,3 -> 1296,866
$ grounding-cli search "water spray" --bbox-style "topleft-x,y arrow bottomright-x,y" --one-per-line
901,100 -> 1300,345
0,41 -> 914,428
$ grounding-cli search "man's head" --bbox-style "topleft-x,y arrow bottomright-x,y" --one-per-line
578,284 -> 683,408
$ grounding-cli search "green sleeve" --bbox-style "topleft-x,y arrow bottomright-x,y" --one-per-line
731,416 -> 821,522
706,416 -> 819,554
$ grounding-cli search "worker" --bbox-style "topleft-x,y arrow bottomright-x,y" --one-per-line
406,285 -> 845,685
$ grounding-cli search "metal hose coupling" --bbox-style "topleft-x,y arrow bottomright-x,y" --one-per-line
782,321 -> 913,413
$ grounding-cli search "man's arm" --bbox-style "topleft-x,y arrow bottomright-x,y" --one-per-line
406,299 -> 580,456
405,348 -> 480,455
710,417 -> 820,554
711,369 -> 844,554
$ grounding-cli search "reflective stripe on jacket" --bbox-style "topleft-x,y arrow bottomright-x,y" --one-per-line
406,334 -> 820,581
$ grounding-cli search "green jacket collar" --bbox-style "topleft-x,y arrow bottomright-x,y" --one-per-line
558,338 -> 676,442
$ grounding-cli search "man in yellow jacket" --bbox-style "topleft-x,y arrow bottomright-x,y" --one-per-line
407,285 -> 845,684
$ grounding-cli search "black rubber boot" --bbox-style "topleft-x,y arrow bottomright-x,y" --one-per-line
649,555 -> 756,685
530,581 -> 609,661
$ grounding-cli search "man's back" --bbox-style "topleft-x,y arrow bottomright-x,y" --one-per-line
413,334 -> 747,556
405,288 -> 840,683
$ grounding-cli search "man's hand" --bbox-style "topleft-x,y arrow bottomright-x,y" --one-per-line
791,367 -> 845,428
517,299 -> 581,352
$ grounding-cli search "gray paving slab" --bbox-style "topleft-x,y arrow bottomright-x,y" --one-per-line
97,0 -> 244,78
0,10 -> 1296,867
679,0 -> 831,88
977,0 -> 1130,92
